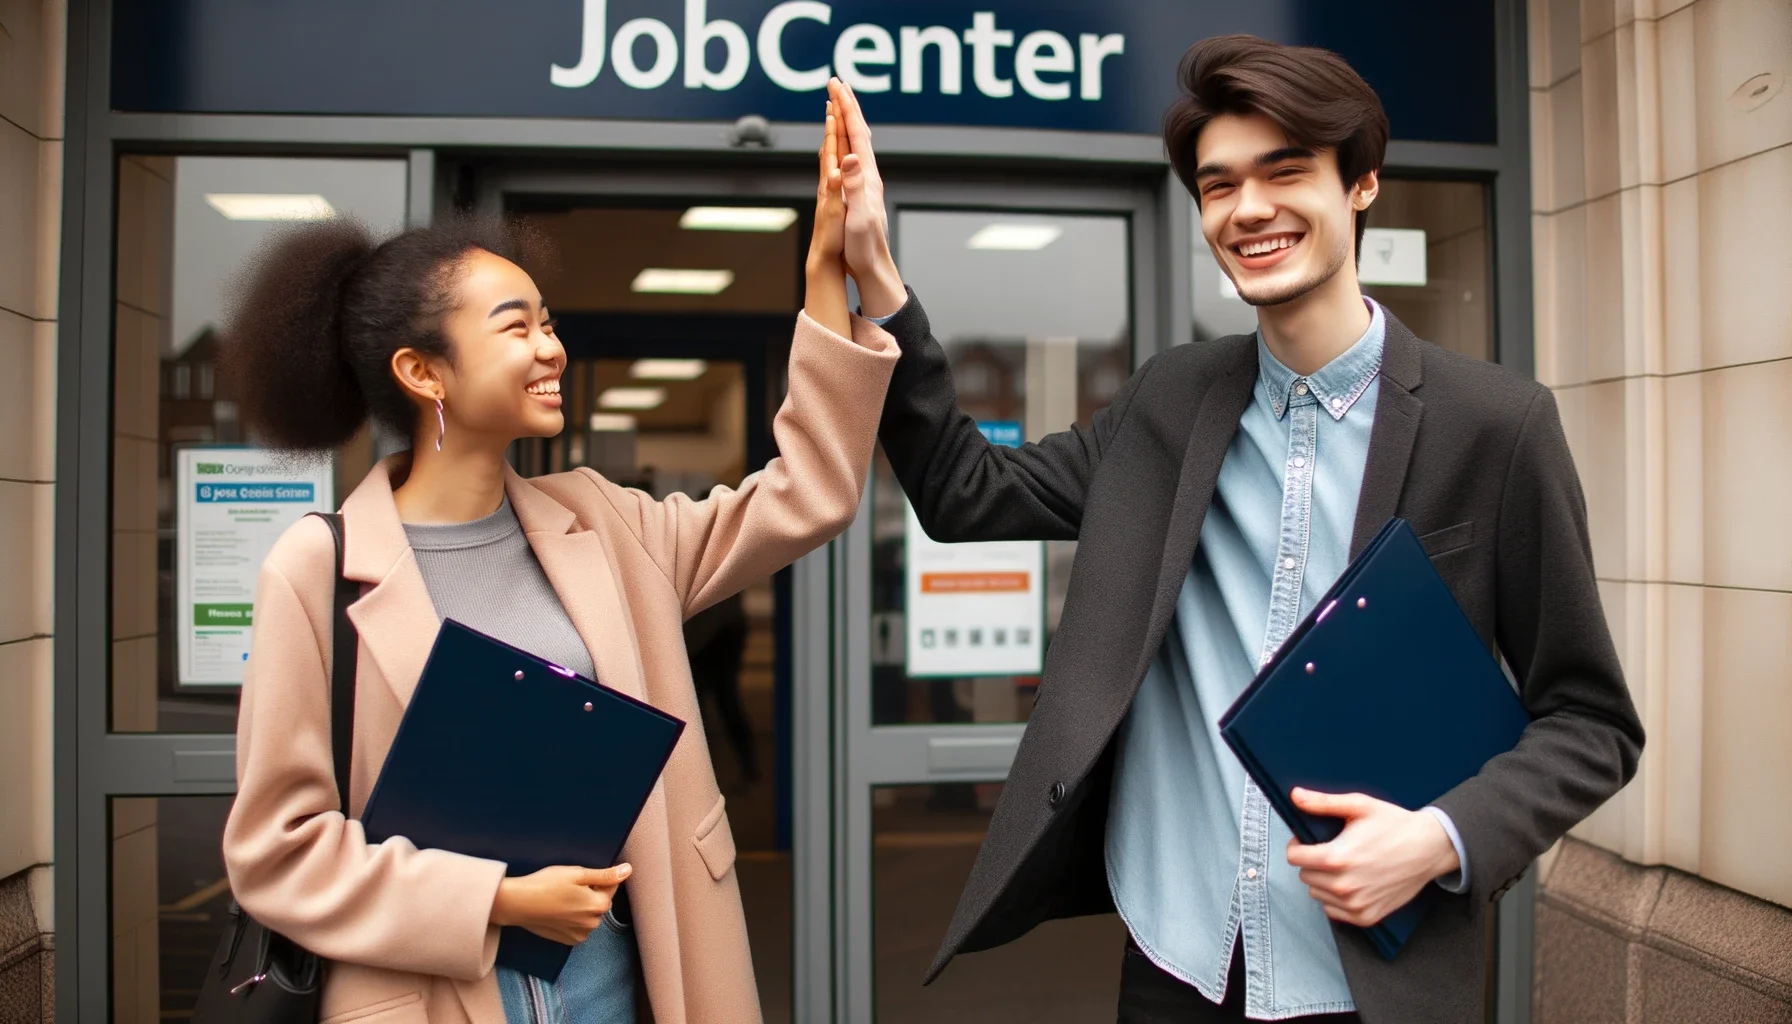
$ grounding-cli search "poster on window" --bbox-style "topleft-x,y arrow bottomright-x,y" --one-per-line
903,422 -> 1044,678
176,447 -> 334,687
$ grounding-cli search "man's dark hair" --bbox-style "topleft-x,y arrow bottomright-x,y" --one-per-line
218,216 -> 542,451
1163,34 -> 1390,257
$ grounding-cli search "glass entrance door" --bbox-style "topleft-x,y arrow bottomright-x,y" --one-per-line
835,179 -> 1163,1022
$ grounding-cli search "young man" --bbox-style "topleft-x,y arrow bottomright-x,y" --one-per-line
828,34 -> 1642,1024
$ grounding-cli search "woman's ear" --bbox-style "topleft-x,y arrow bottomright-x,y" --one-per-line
390,348 -> 444,404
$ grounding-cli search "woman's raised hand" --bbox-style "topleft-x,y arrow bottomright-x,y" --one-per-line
803,88 -> 852,338
827,78 -> 906,319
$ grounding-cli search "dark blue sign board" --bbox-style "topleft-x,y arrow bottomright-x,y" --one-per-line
111,1 -> 1496,144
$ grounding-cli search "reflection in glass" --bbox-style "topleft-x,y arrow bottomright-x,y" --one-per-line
872,784 -> 1125,1021
1360,179 -> 1493,361
111,796 -> 235,1023
110,156 -> 406,733
873,211 -> 1132,726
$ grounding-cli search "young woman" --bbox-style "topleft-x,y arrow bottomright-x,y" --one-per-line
221,94 -> 893,1024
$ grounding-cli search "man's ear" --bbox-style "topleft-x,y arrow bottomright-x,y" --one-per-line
1352,169 -> 1381,211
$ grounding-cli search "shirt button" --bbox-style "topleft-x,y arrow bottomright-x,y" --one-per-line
1330,397 -> 1344,411
1246,868 -> 1259,879
1282,557 -> 1296,570
1294,382 -> 1309,396
1292,456 -> 1306,469
1048,781 -> 1066,808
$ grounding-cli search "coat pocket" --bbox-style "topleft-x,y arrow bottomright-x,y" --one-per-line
319,991 -> 425,1024
1418,521 -> 1475,559
692,794 -> 738,881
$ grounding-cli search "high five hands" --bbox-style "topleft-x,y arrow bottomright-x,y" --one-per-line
806,79 -> 907,333
827,78 -> 907,319
803,90 -> 852,337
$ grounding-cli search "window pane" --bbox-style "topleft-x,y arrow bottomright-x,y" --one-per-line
872,211 -> 1131,726
1361,179 -> 1494,361
111,156 -> 407,733
872,784 -> 1125,1020
110,796 -> 234,1022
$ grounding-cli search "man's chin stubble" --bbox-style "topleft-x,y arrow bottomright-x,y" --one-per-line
1236,245 -> 1350,308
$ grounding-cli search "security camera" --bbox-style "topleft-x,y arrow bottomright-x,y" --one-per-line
727,114 -> 774,149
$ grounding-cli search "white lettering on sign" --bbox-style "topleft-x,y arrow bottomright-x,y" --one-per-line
1016,30 -> 1073,101
613,17 -> 681,89
551,2 -> 1126,104
963,12 -> 1014,98
835,22 -> 896,93
1078,33 -> 1125,101
687,0 -> 752,90
552,0 -> 608,87
901,25 -> 962,95
758,1 -> 832,91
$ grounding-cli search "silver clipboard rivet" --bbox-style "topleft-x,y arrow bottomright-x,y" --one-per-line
1356,597 -> 1367,609
514,670 -> 524,680
1305,662 -> 1316,675
583,701 -> 594,712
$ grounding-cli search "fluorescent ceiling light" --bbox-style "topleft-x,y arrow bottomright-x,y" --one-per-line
680,206 -> 799,232
204,193 -> 337,222
599,387 -> 667,411
588,413 -> 638,432
630,358 -> 708,380
967,224 -> 1063,251
631,268 -> 735,295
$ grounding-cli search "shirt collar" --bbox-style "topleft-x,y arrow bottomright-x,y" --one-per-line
1256,297 -> 1387,421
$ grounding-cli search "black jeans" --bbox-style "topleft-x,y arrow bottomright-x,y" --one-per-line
1117,936 -> 1364,1024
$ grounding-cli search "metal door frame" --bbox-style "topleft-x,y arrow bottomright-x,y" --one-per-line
834,174 -> 1170,1022
479,165 -> 854,1022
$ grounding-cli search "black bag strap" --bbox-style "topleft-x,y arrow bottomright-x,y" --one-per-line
309,512 -> 359,817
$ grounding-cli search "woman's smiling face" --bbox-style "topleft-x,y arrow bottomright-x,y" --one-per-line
414,248 -> 568,447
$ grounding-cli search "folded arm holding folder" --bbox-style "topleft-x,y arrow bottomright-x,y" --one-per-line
1220,518 -> 1530,957
359,619 -> 684,980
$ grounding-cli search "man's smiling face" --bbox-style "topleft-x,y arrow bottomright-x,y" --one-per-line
1193,111 -> 1376,308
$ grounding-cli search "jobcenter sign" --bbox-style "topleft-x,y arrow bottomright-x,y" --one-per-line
111,0 -> 1497,143
551,2 -> 1125,103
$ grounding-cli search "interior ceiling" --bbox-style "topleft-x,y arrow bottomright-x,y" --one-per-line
520,207 -> 801,315
579,359 -> 741,432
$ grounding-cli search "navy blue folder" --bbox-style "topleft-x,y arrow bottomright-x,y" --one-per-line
1218,518 -> 1530,959
360,619 -> 685,981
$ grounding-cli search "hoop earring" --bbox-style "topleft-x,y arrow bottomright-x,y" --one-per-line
435,398 -> 446,452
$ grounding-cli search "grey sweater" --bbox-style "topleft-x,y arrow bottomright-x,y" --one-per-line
403,495 -> 637,1024
404,494 -> 596,679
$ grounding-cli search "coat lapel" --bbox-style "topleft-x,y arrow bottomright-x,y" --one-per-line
1349,314 -> 1427,557
339,457 -> 440,708
506,470 -> 681,1020
1130,341 -> 1258,690
506,468 -> 651,703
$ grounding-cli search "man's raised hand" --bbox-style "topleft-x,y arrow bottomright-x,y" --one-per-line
827,78 -> 906,319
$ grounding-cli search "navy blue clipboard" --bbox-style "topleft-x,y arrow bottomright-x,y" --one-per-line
1218,518 -> 1530,959
360,619 -> 685,981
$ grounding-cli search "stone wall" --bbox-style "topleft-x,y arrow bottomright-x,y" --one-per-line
0,0 -> 66,1019
1527,0 -> 1792,1017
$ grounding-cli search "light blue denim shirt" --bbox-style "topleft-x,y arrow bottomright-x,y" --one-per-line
1104,299 -> 1467,1018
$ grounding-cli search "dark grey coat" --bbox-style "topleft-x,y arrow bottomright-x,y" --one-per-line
876,291 -> 1645,1024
